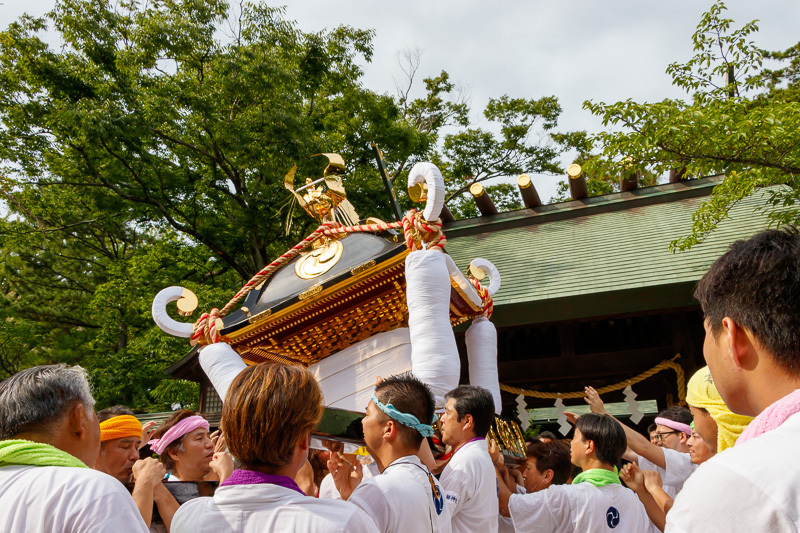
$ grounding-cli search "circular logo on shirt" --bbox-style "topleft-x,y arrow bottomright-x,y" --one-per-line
606,506 -> 620,529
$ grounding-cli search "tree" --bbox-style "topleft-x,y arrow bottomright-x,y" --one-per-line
0,0 -> 582,408
0,0 -> 431,281
584,2 -> 800,250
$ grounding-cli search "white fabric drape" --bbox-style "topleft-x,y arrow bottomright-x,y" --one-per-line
465,316 -> 502,415
198,342 -> 247,402
406,249 -> 461,407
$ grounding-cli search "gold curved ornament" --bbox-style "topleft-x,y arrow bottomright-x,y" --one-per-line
295,240 -> 344,280
176,288 -> 199,317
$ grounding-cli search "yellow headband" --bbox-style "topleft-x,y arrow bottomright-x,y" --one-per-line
99,415 -> 143,442
686,366 -> 752,452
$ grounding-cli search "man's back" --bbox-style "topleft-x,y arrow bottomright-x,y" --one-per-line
509,482 -> 655,533
0,465 -> 148,532
667,410 -> 800,532
348,455 -> 451,533
172,482 -> 378,533
440,439 -> 498,533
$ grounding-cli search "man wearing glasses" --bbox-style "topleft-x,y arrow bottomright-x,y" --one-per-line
584,389 -> 696,500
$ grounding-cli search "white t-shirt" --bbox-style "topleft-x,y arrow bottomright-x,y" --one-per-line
439,439 -> 498,533
172,482 -> 378,533
637,447 -> 696,499
498,484 -> 528,533
0,465 -> 148,533
348,455 -> 451,533
666,411 -> 800,532
509,481 -> 657,533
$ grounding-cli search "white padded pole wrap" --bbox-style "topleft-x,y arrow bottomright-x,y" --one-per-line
406,249 -> 460,407
198,342 -> 247,402
465,316 -> 501,415
151,286 -> 195,338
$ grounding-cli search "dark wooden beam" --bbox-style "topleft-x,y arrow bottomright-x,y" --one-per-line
440,205 -> 456,223
498,346 -> 674,384
517,174 -> 542,208
470,183 -> 498,215
557,323 -> 575,357
669,167 -> 687,183
567,164 -> 588,200
620,169 -> 639,191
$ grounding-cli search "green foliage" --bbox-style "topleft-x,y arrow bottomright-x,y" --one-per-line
440,95 -> 569,218
0,0 -> 583,409
584,1 -> 800,250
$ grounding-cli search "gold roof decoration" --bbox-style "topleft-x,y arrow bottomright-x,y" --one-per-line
284,153 -> 360,227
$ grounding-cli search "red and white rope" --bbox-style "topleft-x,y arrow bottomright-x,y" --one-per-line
469,279 -> 494,319
191,209 -> 446,345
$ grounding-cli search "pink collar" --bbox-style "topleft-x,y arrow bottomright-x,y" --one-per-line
736,388 -> 800,446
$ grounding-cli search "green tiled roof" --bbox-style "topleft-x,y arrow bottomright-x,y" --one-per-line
444,177 -> 777,325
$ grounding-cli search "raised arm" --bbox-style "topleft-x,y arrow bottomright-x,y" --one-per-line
584,387 -> 666,469
620,463 -> 666,532
495,466 -> 514,517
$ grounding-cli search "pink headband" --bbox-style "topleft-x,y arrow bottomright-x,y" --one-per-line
655,417 -> 692,436
148,415 -> 209,455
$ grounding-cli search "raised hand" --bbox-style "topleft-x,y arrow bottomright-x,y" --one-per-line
209,452 -> 234,483
327,452 -> 363,501
139,421 -> 158,449
488,438 -> 502,466
642,469 -> 664,493
132,457 -> 167,489
584,386 -> 608,415
620,462 -> 645,493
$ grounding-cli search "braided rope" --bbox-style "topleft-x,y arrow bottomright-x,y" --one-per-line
499,355 -> 686,403
191,209 -> 446,345
469,279 -> 494,319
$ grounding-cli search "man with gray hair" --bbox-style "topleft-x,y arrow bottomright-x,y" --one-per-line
0,364 -> 148,532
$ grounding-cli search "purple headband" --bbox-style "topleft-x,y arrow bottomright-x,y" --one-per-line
655,417 -> 692,436
148,415 -> 209,455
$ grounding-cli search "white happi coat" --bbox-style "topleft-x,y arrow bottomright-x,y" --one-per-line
439,439 -> 498,533
348,455 -> 451,533
667,411 -> 800,532
509,482 -> 658,533
0,465 -> 148,533
637,447 -> 696,499
172,482 -> 378,533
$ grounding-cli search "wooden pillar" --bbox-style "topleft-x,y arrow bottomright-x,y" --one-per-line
669,167 -> 687,183
567,164 -> 588,200
620,169 -> 639,191
470,183 -> 498,216
440,205 -> 455,223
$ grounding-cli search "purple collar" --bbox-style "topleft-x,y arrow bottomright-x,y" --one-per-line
453,437 -> 484,456
220,469 -> 305,495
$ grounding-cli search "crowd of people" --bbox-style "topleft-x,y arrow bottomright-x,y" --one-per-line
1,228 -> 799,532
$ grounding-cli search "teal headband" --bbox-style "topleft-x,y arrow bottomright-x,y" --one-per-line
371,393 -> 437,438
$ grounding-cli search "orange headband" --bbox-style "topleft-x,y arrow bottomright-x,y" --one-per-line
99,415 -> 143,442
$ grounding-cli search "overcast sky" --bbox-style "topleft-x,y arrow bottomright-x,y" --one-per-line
3,0 -> 799,201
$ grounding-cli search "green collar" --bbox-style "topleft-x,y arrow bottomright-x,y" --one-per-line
572,467 -> 621,487
0,440 -> 88,469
